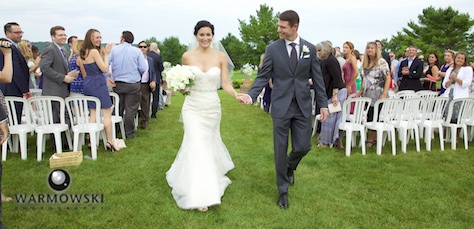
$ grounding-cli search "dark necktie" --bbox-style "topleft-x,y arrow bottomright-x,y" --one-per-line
289,43 -> 297,72
61,48 -> 68,65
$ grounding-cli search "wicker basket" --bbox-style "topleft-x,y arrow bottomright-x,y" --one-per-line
49,151 -> 83,168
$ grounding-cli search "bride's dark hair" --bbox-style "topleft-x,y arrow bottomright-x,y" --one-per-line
194,20 -> 214,36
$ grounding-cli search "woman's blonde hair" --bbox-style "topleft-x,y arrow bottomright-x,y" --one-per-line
362,41 -> 381,69
18,40 -> 34,61
69,39 -> 84,61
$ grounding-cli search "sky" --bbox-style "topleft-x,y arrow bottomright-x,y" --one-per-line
2,0 -> 473,53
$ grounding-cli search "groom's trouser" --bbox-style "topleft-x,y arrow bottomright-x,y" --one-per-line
273,99 -> 312,195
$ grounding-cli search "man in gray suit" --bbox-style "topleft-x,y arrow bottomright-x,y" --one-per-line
40,25 -> 78,149
240,10 -> 328,209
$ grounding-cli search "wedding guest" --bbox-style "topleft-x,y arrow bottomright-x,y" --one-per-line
18,40 -> 40,89
137,41 -> 156,129
0,38 -> 13,228
69,39 -> 84,95
438,49 -> 455,95
0,22 -> 31,122
375,39 -> 391,70
316,41 -> 346,148
441,52 -> 473,120
398,45 -> 423,91
356,41 -> 390,147
420,52 -> 439,91
342,41 -> 358,95
109,31 -> 147,139
147,42 -> 164,119
78,29 -> 116,151
66,35 -> 77,58
166,20 -> 239,212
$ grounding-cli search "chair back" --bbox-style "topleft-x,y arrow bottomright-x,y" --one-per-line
65,96 -> 102,126
415,90 -> 438,99
109,92 -> 120,116
4,96 -> 31,126
373,98 -> 400,123
420,97 -> 449,122
394,90 -> 416,99
444,98 -> 474,125
342,97 -> 371,125
28,96 -> 66,126
395,98 -> 424,124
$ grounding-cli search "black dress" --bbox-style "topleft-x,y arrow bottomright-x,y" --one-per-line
422,65 -> 437,91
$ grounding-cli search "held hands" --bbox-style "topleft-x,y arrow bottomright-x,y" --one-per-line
64,69 -> 79,83
236,93 -> 251,105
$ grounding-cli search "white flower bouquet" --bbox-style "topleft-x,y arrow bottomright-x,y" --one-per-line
241,63 -> 254,77
164,65 -> 195,96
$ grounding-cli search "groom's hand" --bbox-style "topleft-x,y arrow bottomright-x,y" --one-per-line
319,108 -> 329,122
237,93 -> 251,105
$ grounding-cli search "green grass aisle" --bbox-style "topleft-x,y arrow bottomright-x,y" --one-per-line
2,91 -> 473,228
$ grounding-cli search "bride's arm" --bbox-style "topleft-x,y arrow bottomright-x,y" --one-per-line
219,52 -> 238,98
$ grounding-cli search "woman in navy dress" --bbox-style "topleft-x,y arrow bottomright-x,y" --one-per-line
77,29 -> 116,151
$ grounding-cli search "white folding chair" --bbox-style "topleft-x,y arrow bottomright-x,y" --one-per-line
364,98 -> 398,156
109,92 -> 126,140
394,90 -> 417,99
417,97 -> 449,151
1,97 -> 36,160
442,98 -> 473,150
28,96 -> 72,161
65,96 -> 106,160
338,97 -> 371,157
392,98 -> 422,153
415,90 -> 438,99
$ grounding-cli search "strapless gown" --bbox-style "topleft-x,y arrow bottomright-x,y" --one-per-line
166,66 -> 234,210
83,62 -> 112,109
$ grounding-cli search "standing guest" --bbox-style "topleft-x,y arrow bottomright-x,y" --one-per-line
69,40 -> 85,95
147,42 -> 164,119
441,52 -> 473,120
137,41 -> 157,129
356,41 -> 391,147
241,10 -> 328,209
31,45 -> 42,88
109,31 -> 147,139
438,49 -> 455,95
398,45 -> 423,91
375,40 -> 391,70
18,40 -> 40,89
394,47 -> 409,85
418,54 -> 428,68
78,29 -> 116,151
0,22 -> 31,122
66,35 -> 77,59
334,49 -> 345,72
40,26 -> 79,150
316,41 -> 346,148
342,41 -> 358,95
420,52 -> 439,91
389,52 -> 399,78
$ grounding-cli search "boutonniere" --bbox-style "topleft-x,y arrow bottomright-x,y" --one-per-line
301,45 -> 310,59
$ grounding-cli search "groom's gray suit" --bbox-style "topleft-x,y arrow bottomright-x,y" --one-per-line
248,37 -> 327,195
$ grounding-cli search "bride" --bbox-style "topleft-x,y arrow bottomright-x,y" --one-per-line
166,20 -> 242,212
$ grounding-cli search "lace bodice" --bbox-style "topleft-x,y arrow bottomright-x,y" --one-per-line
189,66 -> 221,92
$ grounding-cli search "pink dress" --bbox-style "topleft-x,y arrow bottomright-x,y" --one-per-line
342,61 -> 356,95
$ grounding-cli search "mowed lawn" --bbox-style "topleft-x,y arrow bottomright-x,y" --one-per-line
2,90 -> 473,228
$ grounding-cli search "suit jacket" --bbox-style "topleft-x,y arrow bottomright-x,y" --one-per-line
40,43 -> 70,98
0,45 -> 30,96
144,56 -> 157,84
398,57 -> 423,91
147,51 -> 164,82
248,38 -> 328,119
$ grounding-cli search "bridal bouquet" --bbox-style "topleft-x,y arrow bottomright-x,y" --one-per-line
164,65 -> 195,96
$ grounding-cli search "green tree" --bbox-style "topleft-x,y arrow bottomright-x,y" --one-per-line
238,4 -> 279,65
160,36 -> 187,65
220,33 -> 246,69
144,36 -> 162,47
384,6 -> 474,62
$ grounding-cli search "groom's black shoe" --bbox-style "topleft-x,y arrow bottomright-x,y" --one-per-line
278,193 -> 289,209
287,167 -> 294,185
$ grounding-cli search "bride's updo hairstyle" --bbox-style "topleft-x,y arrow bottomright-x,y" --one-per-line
194,20 -> 214,36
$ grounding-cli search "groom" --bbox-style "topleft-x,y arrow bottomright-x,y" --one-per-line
239,10 -> 328,209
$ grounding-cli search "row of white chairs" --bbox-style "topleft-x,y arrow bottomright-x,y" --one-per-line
338,96 -> 474,157
1,93 -> 125,161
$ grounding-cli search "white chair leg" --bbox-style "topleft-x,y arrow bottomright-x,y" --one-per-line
90,132 -> 98,160
345,130 -> 352,157
390,130 -> 396,156
360,130 -> 366,156
2,141 -> 7,161
19,134 -> 27,160
37,134 -> 43,161
451,127 -> 457,150
73,131 -> 80,151
463,127 -> 469,150
120,122 -> 126,140
54,133 -> 63,154
376,131 -> 383,156
414,127 -> 420,152
438,126 -> 444,151
425,126 -> 432,151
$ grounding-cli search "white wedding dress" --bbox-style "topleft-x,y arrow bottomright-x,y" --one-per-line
166,66 -> 234,210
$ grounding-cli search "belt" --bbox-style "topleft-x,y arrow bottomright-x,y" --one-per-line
115,81 -> 140,84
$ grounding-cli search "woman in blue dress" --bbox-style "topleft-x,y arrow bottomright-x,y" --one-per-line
77,29 -> 116,151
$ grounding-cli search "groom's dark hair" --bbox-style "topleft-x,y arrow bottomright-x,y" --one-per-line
279,10 -> 299,27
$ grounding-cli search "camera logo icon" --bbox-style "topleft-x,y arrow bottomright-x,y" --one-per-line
48,169 -> 71,192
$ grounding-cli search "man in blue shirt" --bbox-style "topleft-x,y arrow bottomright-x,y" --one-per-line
109,31 -> 147,139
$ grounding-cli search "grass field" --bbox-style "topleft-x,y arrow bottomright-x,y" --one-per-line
2,90 -> 473,228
